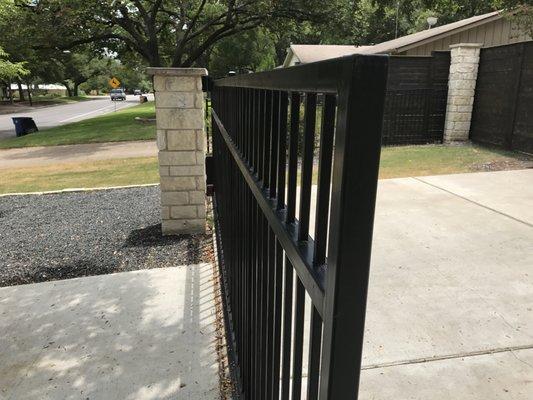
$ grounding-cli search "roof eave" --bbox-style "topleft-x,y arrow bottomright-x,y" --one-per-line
385,12 -> 504,54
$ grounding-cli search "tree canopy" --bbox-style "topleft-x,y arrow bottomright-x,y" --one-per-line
0,0 -> 530,94
0,47 -> 29,82
18,0 -> 327,67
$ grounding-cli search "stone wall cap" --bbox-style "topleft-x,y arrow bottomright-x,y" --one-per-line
449,43 -> 483,49
146,67 -> 208,77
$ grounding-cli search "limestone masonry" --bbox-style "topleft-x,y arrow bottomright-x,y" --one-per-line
147,68 -> 208,235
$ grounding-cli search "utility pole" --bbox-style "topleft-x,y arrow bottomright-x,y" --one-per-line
395,1 -> 400,39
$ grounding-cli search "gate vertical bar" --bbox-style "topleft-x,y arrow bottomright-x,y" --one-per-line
318,56 -> 388,400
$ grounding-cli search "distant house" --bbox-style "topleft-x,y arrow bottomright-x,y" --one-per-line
283,10 -> 531,67
10,83 -> 67,97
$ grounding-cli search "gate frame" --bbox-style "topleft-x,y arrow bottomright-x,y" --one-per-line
211,54 -> 389,399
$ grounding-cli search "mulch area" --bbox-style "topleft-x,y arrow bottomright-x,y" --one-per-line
470,158 -> 533,172
0,186 -> 211,287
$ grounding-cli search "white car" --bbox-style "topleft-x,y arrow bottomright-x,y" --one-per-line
110,89 -> 126,101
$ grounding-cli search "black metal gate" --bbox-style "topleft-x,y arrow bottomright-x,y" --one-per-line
211,54 -> 388,399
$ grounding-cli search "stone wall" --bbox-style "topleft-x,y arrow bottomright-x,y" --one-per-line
443,43 -> 482,142
147,68 -> 208,235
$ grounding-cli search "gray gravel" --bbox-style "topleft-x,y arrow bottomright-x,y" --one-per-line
0,186 -> 209,287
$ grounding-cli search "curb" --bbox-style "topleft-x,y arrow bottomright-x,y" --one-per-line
0,183 -> 160,198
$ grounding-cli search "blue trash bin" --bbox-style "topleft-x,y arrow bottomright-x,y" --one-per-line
12,117 -> 38,137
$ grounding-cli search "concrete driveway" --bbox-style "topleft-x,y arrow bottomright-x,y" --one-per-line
301,169 -> 533,398
357,169 -> 533,399
0,95 -> 153,140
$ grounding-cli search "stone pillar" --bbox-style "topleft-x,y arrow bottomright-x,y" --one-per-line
443,43 -> 482,143
147,68 -> 208,235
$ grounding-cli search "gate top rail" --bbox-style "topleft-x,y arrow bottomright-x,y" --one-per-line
213,53 -> 387,93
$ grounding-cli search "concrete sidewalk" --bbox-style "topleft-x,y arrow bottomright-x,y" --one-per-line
0,140 -> 157,169
0,265 -> 219,400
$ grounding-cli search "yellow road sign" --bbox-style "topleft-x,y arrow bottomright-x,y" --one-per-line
109,77 -> 121,88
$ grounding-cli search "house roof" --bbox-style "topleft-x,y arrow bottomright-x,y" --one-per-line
357,10 -> 501,54
284,10 -> 503,66
285,44 -> 370,65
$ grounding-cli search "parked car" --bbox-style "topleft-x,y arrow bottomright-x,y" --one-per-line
133,89 -> 142,95
110,89 -> 126,101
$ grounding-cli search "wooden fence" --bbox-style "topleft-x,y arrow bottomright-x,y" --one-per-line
470,41 -> 533,154
382,52 -> 450,145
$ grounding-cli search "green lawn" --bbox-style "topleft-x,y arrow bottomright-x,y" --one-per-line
31,95 -> 94,104
0,157 -> 158,194
378,143 -> 531,179
0,102 -> 156,149
5,95 -> 93,107
0,142 -> 530,195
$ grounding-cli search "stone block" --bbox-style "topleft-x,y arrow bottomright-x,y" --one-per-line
153,76 -> 199,92
457,105 -> 473,113
167,130 -> 197,151
161,191 -> 189,206
159,166 -> 170,177
156,92 -> 199,109
160,176 -> 197,191
196,130 -> 205,151
161,206 -> 170,220
162,219 -> 205,235
444,119 -> 454,131
156,108 -> 204,130
195,93 -> 205,108
196,176 -> 206,191
455,121 -> 471,131
196,151 -> 206,165
170,205 -> 198,219
189,191 -> 205,205
456,47 -> 481,57
197,206 -> 206,219
455,89 -> 474,97
159,151 -> 197,166
156,130 -> 167,150
169,165 -> 205,176
452,96 -> 472,106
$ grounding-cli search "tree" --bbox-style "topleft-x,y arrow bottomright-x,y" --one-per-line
0,47 -> 29,102
0,47 -> 29,81
56,52 -> 111,96
81,57 -> 152,94
20,0 -> 328,67
208,28 -> 277,77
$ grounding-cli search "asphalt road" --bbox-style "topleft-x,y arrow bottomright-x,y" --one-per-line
0,94 -> 153,140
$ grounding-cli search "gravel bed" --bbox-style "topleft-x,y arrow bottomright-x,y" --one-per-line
0,187 -> 210,287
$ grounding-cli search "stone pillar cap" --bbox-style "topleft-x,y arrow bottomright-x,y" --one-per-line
449,43 -> 483,49
146,67 -> 208,77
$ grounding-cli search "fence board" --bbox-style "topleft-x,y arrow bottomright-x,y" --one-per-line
382,52 -> 450,145
470,41 -> 533,154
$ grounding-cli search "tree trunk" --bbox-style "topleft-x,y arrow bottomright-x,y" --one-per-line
8,84 -> 14,104
73,83 -> 79,97
62,82 -> 73,97
26,82 -> 33,106
16,80 -> 25,102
